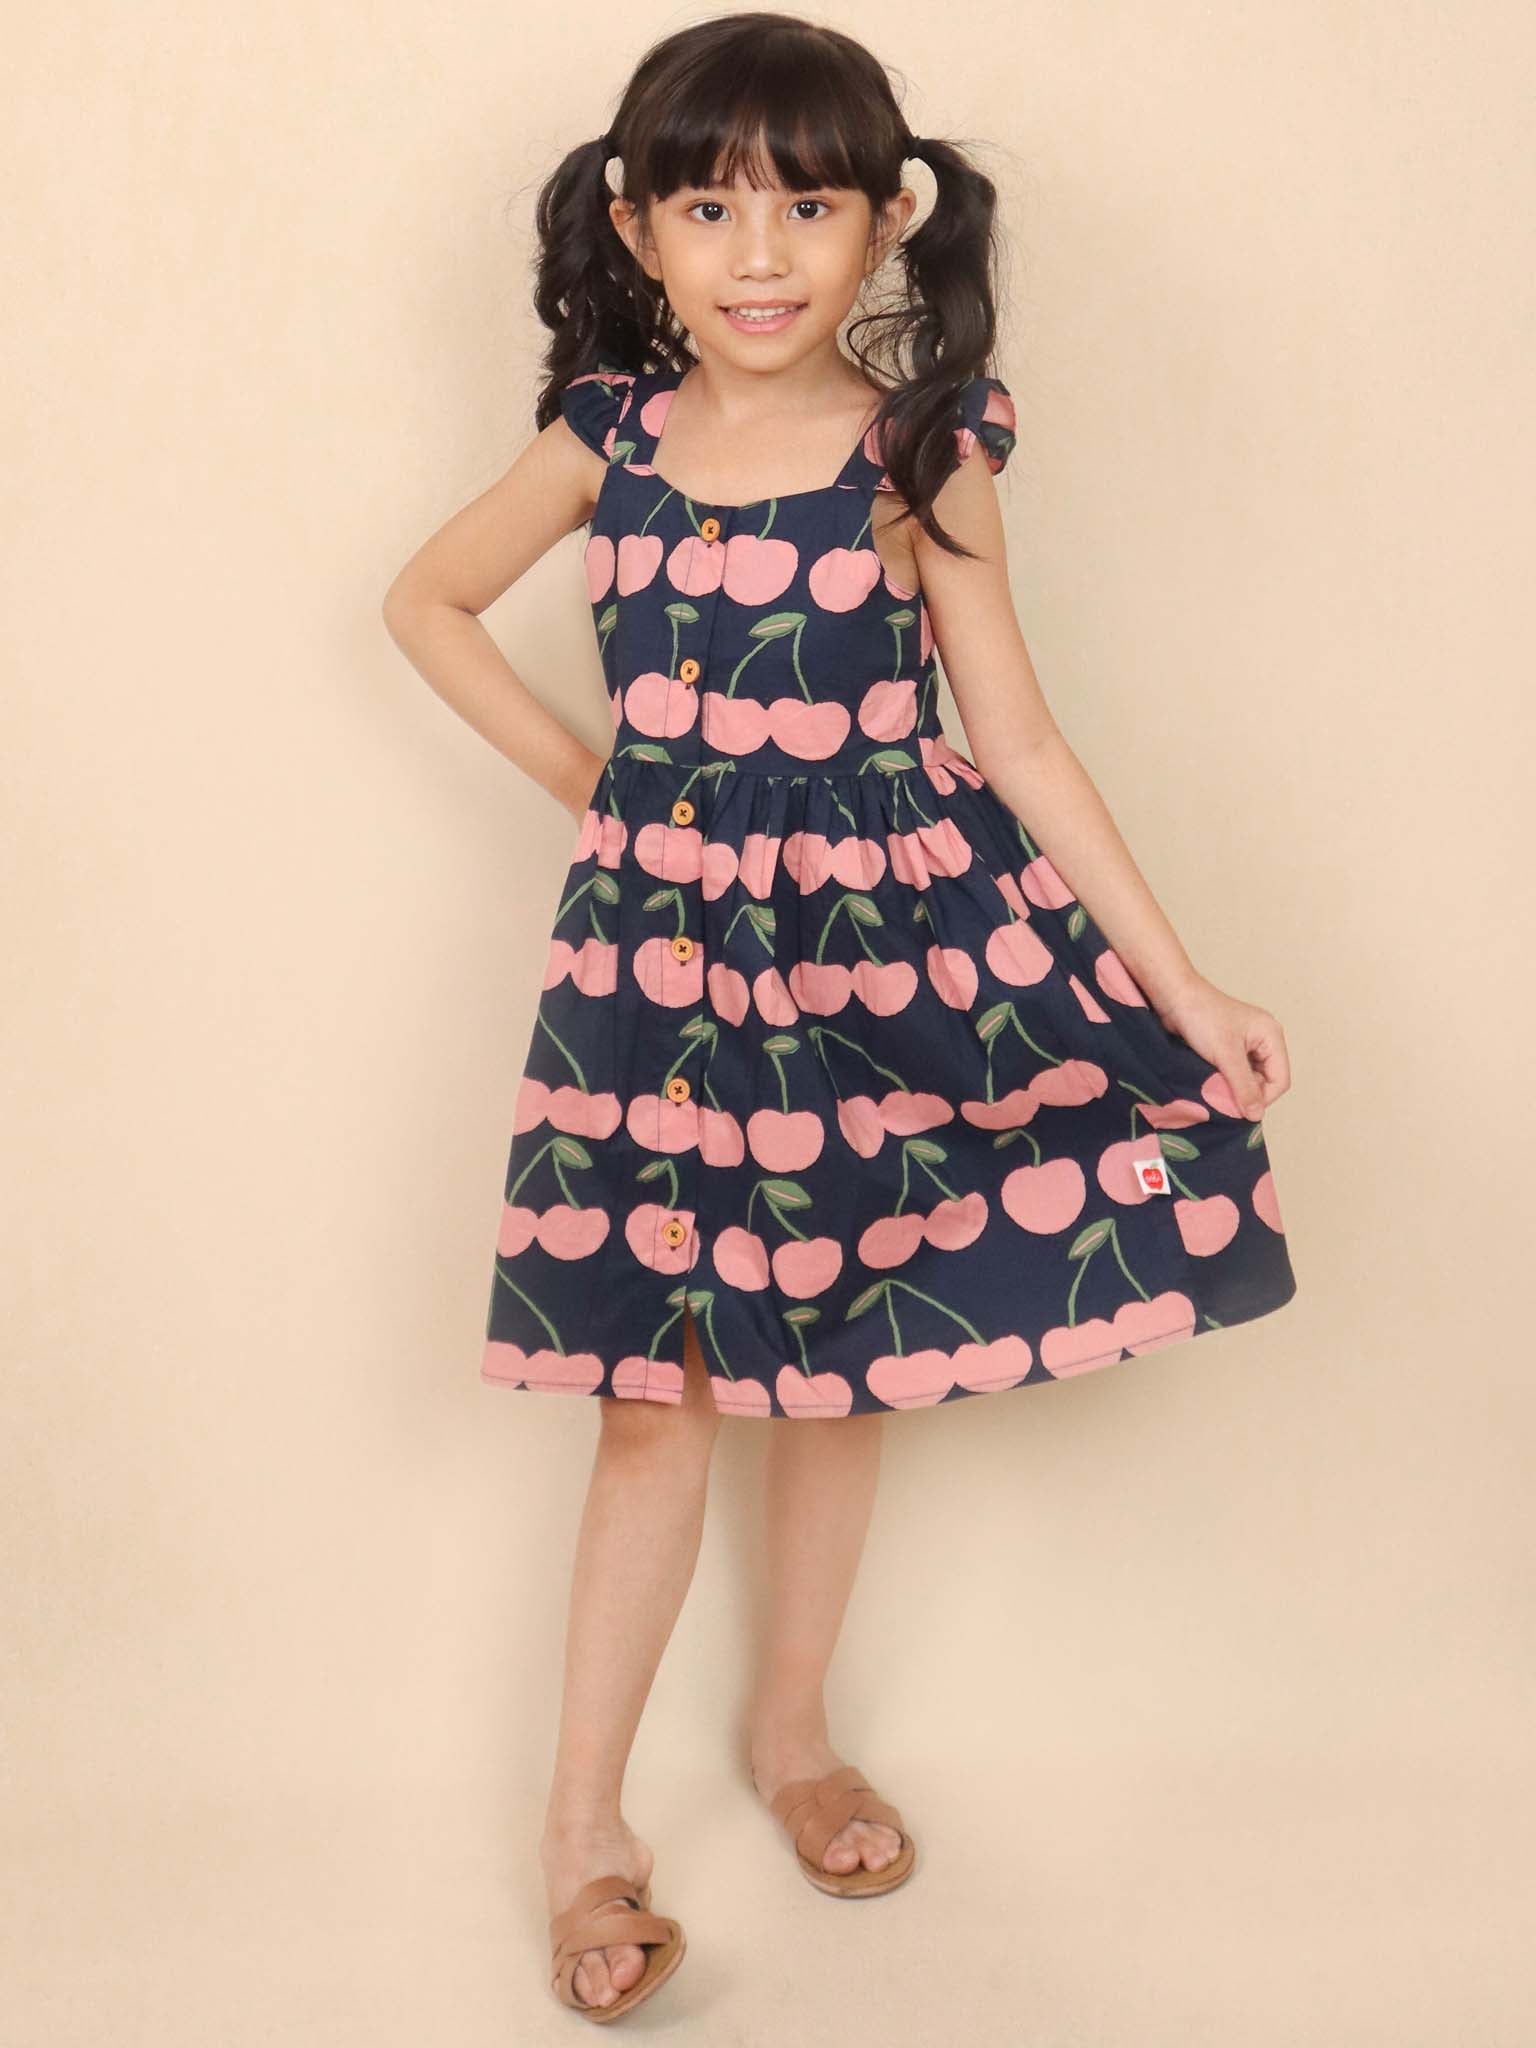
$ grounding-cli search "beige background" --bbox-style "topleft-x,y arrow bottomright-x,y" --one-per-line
5,3 -> 1532,2042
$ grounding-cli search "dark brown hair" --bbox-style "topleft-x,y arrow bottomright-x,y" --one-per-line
530,11 -> 1009,558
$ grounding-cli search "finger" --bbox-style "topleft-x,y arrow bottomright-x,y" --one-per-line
1228,1053 -> 1266,1119
1248,1018 -> 1290,1098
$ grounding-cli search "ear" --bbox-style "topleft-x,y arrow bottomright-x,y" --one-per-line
868,188 -> 919,272
608,197 -> 661,282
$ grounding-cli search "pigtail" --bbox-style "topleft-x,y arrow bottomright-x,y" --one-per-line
531,132 -> 669,434
851,134 -> 1006,562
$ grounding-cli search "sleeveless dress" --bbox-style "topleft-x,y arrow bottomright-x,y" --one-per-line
480,359 -> 1297,1418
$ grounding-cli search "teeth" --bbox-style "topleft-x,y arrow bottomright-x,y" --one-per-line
730,305 -> 798,320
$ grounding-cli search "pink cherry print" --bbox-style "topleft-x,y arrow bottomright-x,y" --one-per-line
701,692 -> 772,754
878,1090 -> 954,1134
713,1225 -> 771,1289
712,1375 -> 773,1417
809,544 -> 883,613
835,1094 -> 887,1157
723,533 -> 799,603
583,532 -> 616,601
858,1211 -> 927,1268
746,1107 -> 824,1171
1095,947 -> 1150,1007
496,1202 -> 539,1258
770,1237 -> 843,1296
706,959 -> 751,1025
767,697 -> 851,760
775,1365 -> 854,1417
951,1334 -> 1033,1391
1252,1169 -> 1285,1232
1068,972 -> 1112,1023
624,671 -> 700,739
1000,1156 -> 1088,1232
1028,1059 -> 1107,1108
752,965 -> 800,1024
1112,1293 -> 1196,1351
857,677 -> 919,739
698,1105 -> 746,1166
849,957 -> 918,1016
984,918 -> 1054,986
623,1201 -> 696,1274
612,1354 -> 687,1402
1021,851 -> 1077,910
926,943 -> 978,1008
520,1347 -> 608,1394
536,1205 -> 613,1258
1173,1192 -> 1240,1255
1097,1137 -> 1170,1204
921,1191 -> 987,1250
624,1090 -> 700,1154
633,934 -> 705,1005
1039,1317 -> 1123,1378
616,532 -> 664,595
865,1348 -> 956,1408
961,1086 -> 1039,1131
634,818 -> 704,881
789,959 -> 852,1015
666,531 -> 726,595
544,1085 -> 622,1139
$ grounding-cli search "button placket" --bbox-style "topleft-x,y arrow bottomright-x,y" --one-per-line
657,504 -> 731,1286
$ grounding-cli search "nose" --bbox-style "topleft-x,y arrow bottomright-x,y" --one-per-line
727,213 -> 794,279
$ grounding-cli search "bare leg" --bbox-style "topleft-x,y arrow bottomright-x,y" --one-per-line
743,1410 -> 904,1877
539,1310 -> 719,2009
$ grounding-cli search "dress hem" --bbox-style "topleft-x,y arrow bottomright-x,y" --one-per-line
479,1276 -> 1296,1416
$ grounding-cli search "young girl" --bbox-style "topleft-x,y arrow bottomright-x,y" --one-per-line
384,11 -> 1296,2023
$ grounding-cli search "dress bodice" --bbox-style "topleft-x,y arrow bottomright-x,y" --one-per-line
560,360 -> 1017,780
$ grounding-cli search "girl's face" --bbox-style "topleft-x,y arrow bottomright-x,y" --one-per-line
611,166 -> 915,368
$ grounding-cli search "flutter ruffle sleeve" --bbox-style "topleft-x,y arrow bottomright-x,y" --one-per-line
952,375 -> 1017,478
556,365 -> 633,461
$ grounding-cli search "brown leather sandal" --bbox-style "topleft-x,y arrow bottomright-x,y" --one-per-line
547,1874 -> 686,2021
760,1761 -> 917,1898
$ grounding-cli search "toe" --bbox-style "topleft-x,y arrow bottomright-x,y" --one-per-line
610,1942 -> 646,1988
820,1823 -> 863,1872
575,1942 -> 645,2009
851,1820 -> 901,1870
573,1952 -> 616,2009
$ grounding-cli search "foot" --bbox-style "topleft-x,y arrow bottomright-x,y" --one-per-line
747,1734 -> 904,1877
540,1823 -> 655,2012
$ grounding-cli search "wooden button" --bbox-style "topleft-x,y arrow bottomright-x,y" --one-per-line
665,1077 -> 691,1103
670,798 -> 695,826
662,1217 -> 687,1247
678,657 -> 701,685
670,935 -> 695,962
699,516 -> 721,542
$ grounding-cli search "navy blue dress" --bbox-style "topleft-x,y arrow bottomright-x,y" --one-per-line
480,359 -> 1297,1418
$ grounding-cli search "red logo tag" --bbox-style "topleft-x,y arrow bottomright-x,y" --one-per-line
1133,1156 -> 1169,1196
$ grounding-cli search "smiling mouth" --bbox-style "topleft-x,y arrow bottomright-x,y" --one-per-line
721,301 -> 807,321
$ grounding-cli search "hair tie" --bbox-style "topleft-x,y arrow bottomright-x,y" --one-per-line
599,130 -> 617,156
903,131 -> 926,158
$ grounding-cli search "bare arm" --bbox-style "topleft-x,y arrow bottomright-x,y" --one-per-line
914,449 -> 1290,1117
381,417 -> 611,821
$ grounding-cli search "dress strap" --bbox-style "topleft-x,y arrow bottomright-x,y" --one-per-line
616,360 -> 684,468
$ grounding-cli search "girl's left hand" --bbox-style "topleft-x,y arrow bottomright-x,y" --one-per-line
1153,975 -> 1291,1121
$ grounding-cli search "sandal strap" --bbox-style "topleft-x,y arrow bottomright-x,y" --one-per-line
549,1874 -> 673,1973
770,1764 -> 905,1865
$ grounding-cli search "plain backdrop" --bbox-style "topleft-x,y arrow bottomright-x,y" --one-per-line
5,3 -> 1533,2043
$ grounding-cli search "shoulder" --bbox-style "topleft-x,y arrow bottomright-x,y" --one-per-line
556,363 -> 641,460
